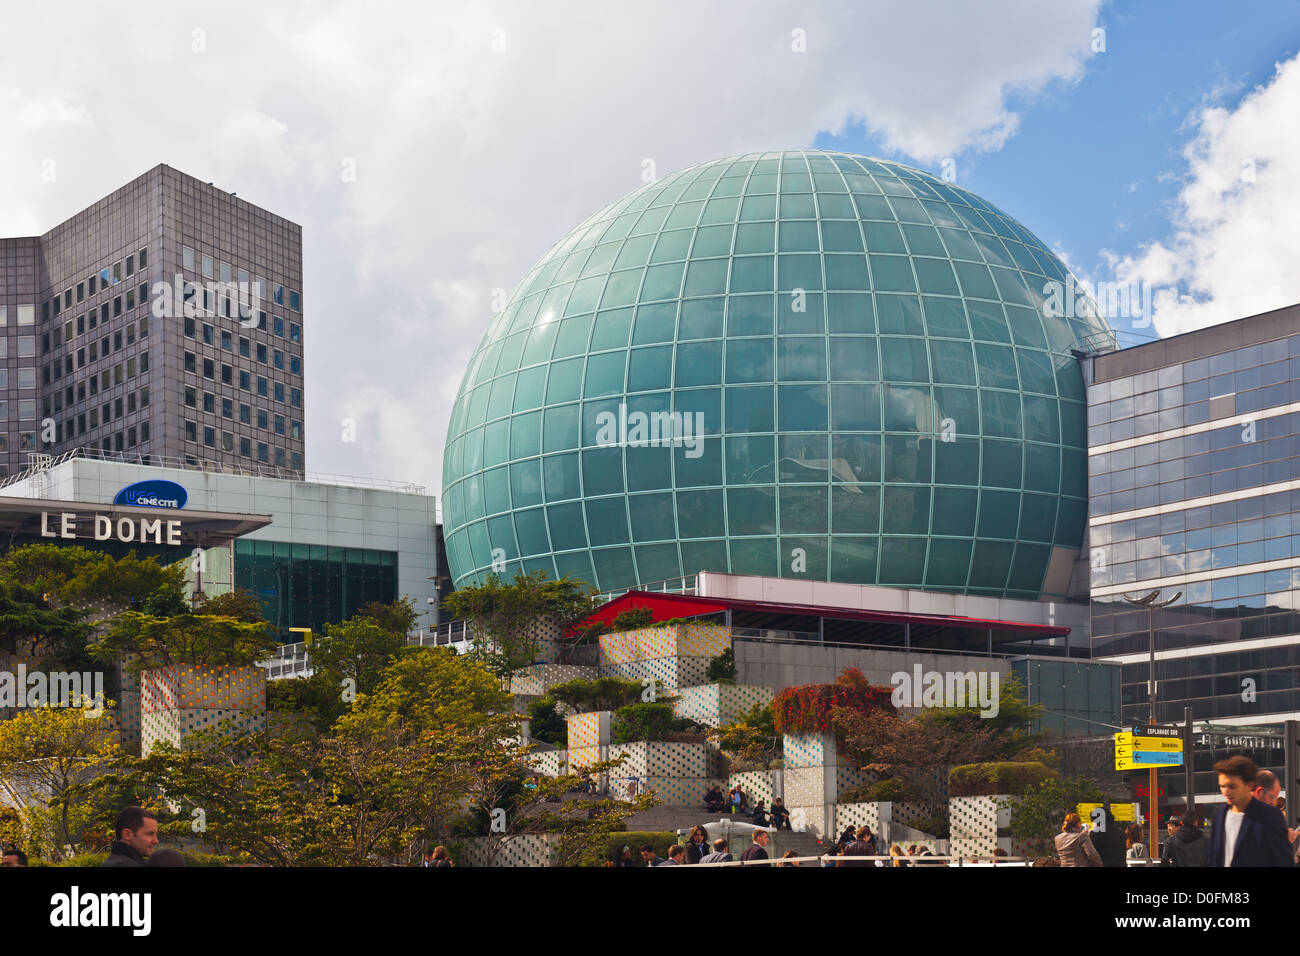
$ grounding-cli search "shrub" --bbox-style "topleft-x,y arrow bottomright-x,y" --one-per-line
772,667 -> 893,735
611,702 -> 676,743
548,676 -> 644,713
526,697 -> 568,746
706,648 -> 736,683
839,777 -> 907,804
610,607 -> 654,631
949,761 -> 1055,797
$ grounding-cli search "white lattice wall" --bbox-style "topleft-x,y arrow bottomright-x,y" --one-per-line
510,663 -> 600,697
948,794 -> 1034,858
673,683 -> 772,728
609,775 -> 727,805
566,710 -> 611,750
528,748 -> 569,777
608,741 -> 707,777
728,770 -> 782,806
457,833 -> 561,867
601,656 -> 711,691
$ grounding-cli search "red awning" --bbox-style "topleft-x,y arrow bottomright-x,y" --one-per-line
581,589 -> 1070,637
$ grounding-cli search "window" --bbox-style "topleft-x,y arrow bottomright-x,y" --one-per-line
203,358 -> 214,379
203,393 -> 215,413
221,261 -> 232,283
77,315 -> 85,336
64,321 -> 73,342
257,409 -> 268,429
239,337 -> 249,357
115,398 -> 124,419
290,421 -> 302,439
274,415 -> 285,435
184,317 -> 195,337
90,408 -> 98,427
0,401 -> 7,420
185,420 -> 197,441
140,352 -> 149,372
201,254 -> 214,278
18,399 -> 36,420
0,370 -> 7,389
114,431 -> 123,451
17,336 -> 35,357
139,317 -> 149,337
222,364 -> 232,384
273,316 -> 284,336
139,248 -> 147,270
100,303 -> 109,324
256,343 -> 267,363
126,254 -> 134,277
114,331 -> 123,350
273,382 -> 285,402
114,364 -> 123,385
273,350 -> 284,370
89,376 -> 97,396
141,421 -> 150,442
203,426 -> 215,447
221,330 -> 232,350
140,387 -> 150,408
239,404 -> 251,424
275,446 -> 286,465
127,426 -> 137,448
113,296 -> 122,317
222,432 -> 233,451
88,275 -> 97,296
222,398 -> 232,419
77,282 -> 84,302
127,392 -> 136,414
77,383 -> 85,401
17,369 -> 34,388
290,356 -> 301,375
183,246 -> 195,271
203,324 -> 214,345
126,288 -> 135,311
138,282 -> 147,306
239,370 -> 250,390
257,442 -> 269,462
127,357 -> 136,378
290,323 -> 300,343
240,437 -> 251,456
290,388 -> 302,407
101,334 -> 110,355
78,413 -> 86,433
257,377 -> 267,397
126,325 -> 135,345
184,352 -> 196,373
289,290 -> 300,312
64,289 -> 72,308
89,342 -> 97,361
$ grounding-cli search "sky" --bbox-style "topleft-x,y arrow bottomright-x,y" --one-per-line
2,0 -> 1299,500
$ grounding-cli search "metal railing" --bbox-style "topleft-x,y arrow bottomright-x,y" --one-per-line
0,446 -> 428,496
693,853 -> 1033,867
598,574 -> 698,603
730,627 -> 1031,659
257,621 -> 476,679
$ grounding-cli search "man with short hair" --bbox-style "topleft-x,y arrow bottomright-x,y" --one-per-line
769,798 -> 791,831
102,806 -> 159,867
699,838 -> 732,864
1,848 -> 28,867
640,843 -> 664,867
660,845 -> 685,866
1207,756 -> 1294,867
837,826 -> 876,867
741,830 -> 770,864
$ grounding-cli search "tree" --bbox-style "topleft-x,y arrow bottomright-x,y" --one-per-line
0,578 -> 92,669
547,676 -> 644,714
1003,774 -> 1105,856
525,698 -> 567,746
773,667 -> 893,735
442,571 -> 597,675
713,702 -> 782,771
0,704 -> 121,861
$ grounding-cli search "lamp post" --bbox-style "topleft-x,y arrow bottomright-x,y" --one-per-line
1123,588 -> 1181,861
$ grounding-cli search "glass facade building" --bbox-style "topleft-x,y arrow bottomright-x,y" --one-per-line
443,150 -> 1114,597
1088,305 -> 1300,727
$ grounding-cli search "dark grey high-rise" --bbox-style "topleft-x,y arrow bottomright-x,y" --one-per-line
0,165 -> 304,479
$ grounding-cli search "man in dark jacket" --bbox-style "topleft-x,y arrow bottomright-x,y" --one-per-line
740,830 -> 770,864
1163,816 -> 1208,867
1208,756 -> 1294,867
699,838 -> 733,864
837,826 -> 876,867
1093,806 -> 1127,867
101,806 -> 158,867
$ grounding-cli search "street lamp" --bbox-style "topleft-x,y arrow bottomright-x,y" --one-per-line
1123,588 -> 1181,860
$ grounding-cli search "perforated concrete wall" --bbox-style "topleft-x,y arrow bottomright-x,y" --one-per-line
566,710 -> 611,750
457,833 -> 561,867
510,663 -> 600,697
728,770 -> 783,806
673,683 -> 772,728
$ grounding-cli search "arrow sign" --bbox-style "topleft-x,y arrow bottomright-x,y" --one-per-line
1131,750 -> 1183,766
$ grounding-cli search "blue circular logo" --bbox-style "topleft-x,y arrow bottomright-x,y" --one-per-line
113,480 -> 188,510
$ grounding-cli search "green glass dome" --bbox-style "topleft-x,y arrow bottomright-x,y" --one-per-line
442,150 -> 1114,598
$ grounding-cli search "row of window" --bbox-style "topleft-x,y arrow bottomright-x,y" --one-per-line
45,318 -> 150,384
49,283 -> 150,348
181,352 -> 303,407
183,387 -> 301,438
1088,332 -> 1300,405
0,305 -> 36,326
184,316 -> 301,346
182,421 -> 297,467
48,247 -> 148,320
183,323 -> 301,372
180,245 -> 300,312
1090,488 -> 1300,547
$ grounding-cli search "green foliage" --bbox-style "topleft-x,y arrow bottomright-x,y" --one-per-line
0,544 -> 182,614
914,672 -> 1044,735
88,580 -> 278,670
839,777 -> 906,804
1001,775 -> 1106,856
579,830 -> 677,867
610,607 -> 653,631
192,589 -> 268,622
0,578 -> 92,668
610,702 -> 675,743
713,702 -> 782,771
442,571 -> 597,674
28,850 -> 236,867
706,647 -> 736,683
525,698 -> 568,746
949,761 -> 1055,797
548,676 -> 644,714
773,667 -> 893,735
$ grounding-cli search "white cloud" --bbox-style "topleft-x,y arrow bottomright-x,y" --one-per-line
1106,53 -> 1300,337
0,0 -> 1103,495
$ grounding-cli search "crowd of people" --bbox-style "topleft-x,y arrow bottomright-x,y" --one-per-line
1053,756 -> 1298,867
702,785 -> 792,829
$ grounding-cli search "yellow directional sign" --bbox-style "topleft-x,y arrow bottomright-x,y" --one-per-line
1115,730 -> 1184,770
1078,802 -> 1138,823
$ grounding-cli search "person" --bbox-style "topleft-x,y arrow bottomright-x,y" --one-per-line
837,826 -> 857,847
704,786 -> 726,813
1,848 -> 27,867
427,845 -> 453,868
1163,815 -> 1208,867
1159,816 -> 1182,865
699,838 -> 732,864
729,785 -> 748,814
1054,812 -> 1102,867
769,798 -> 791,831
146,848 -> 186,867
1092,805 -> 1126,867
838,826 -> 875,867
685,825 -> 711,864
751,800 -> 769,827
741,830 -> 770,864
102,806 -> 159,867
1125,824 -> 1148,862
615,845 -> 636,867
777,850 -> 799,867
660,845 -> 685,866
888,843 -> 908,867
640,843 -> 664,867
1207,756 -> 1294,867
